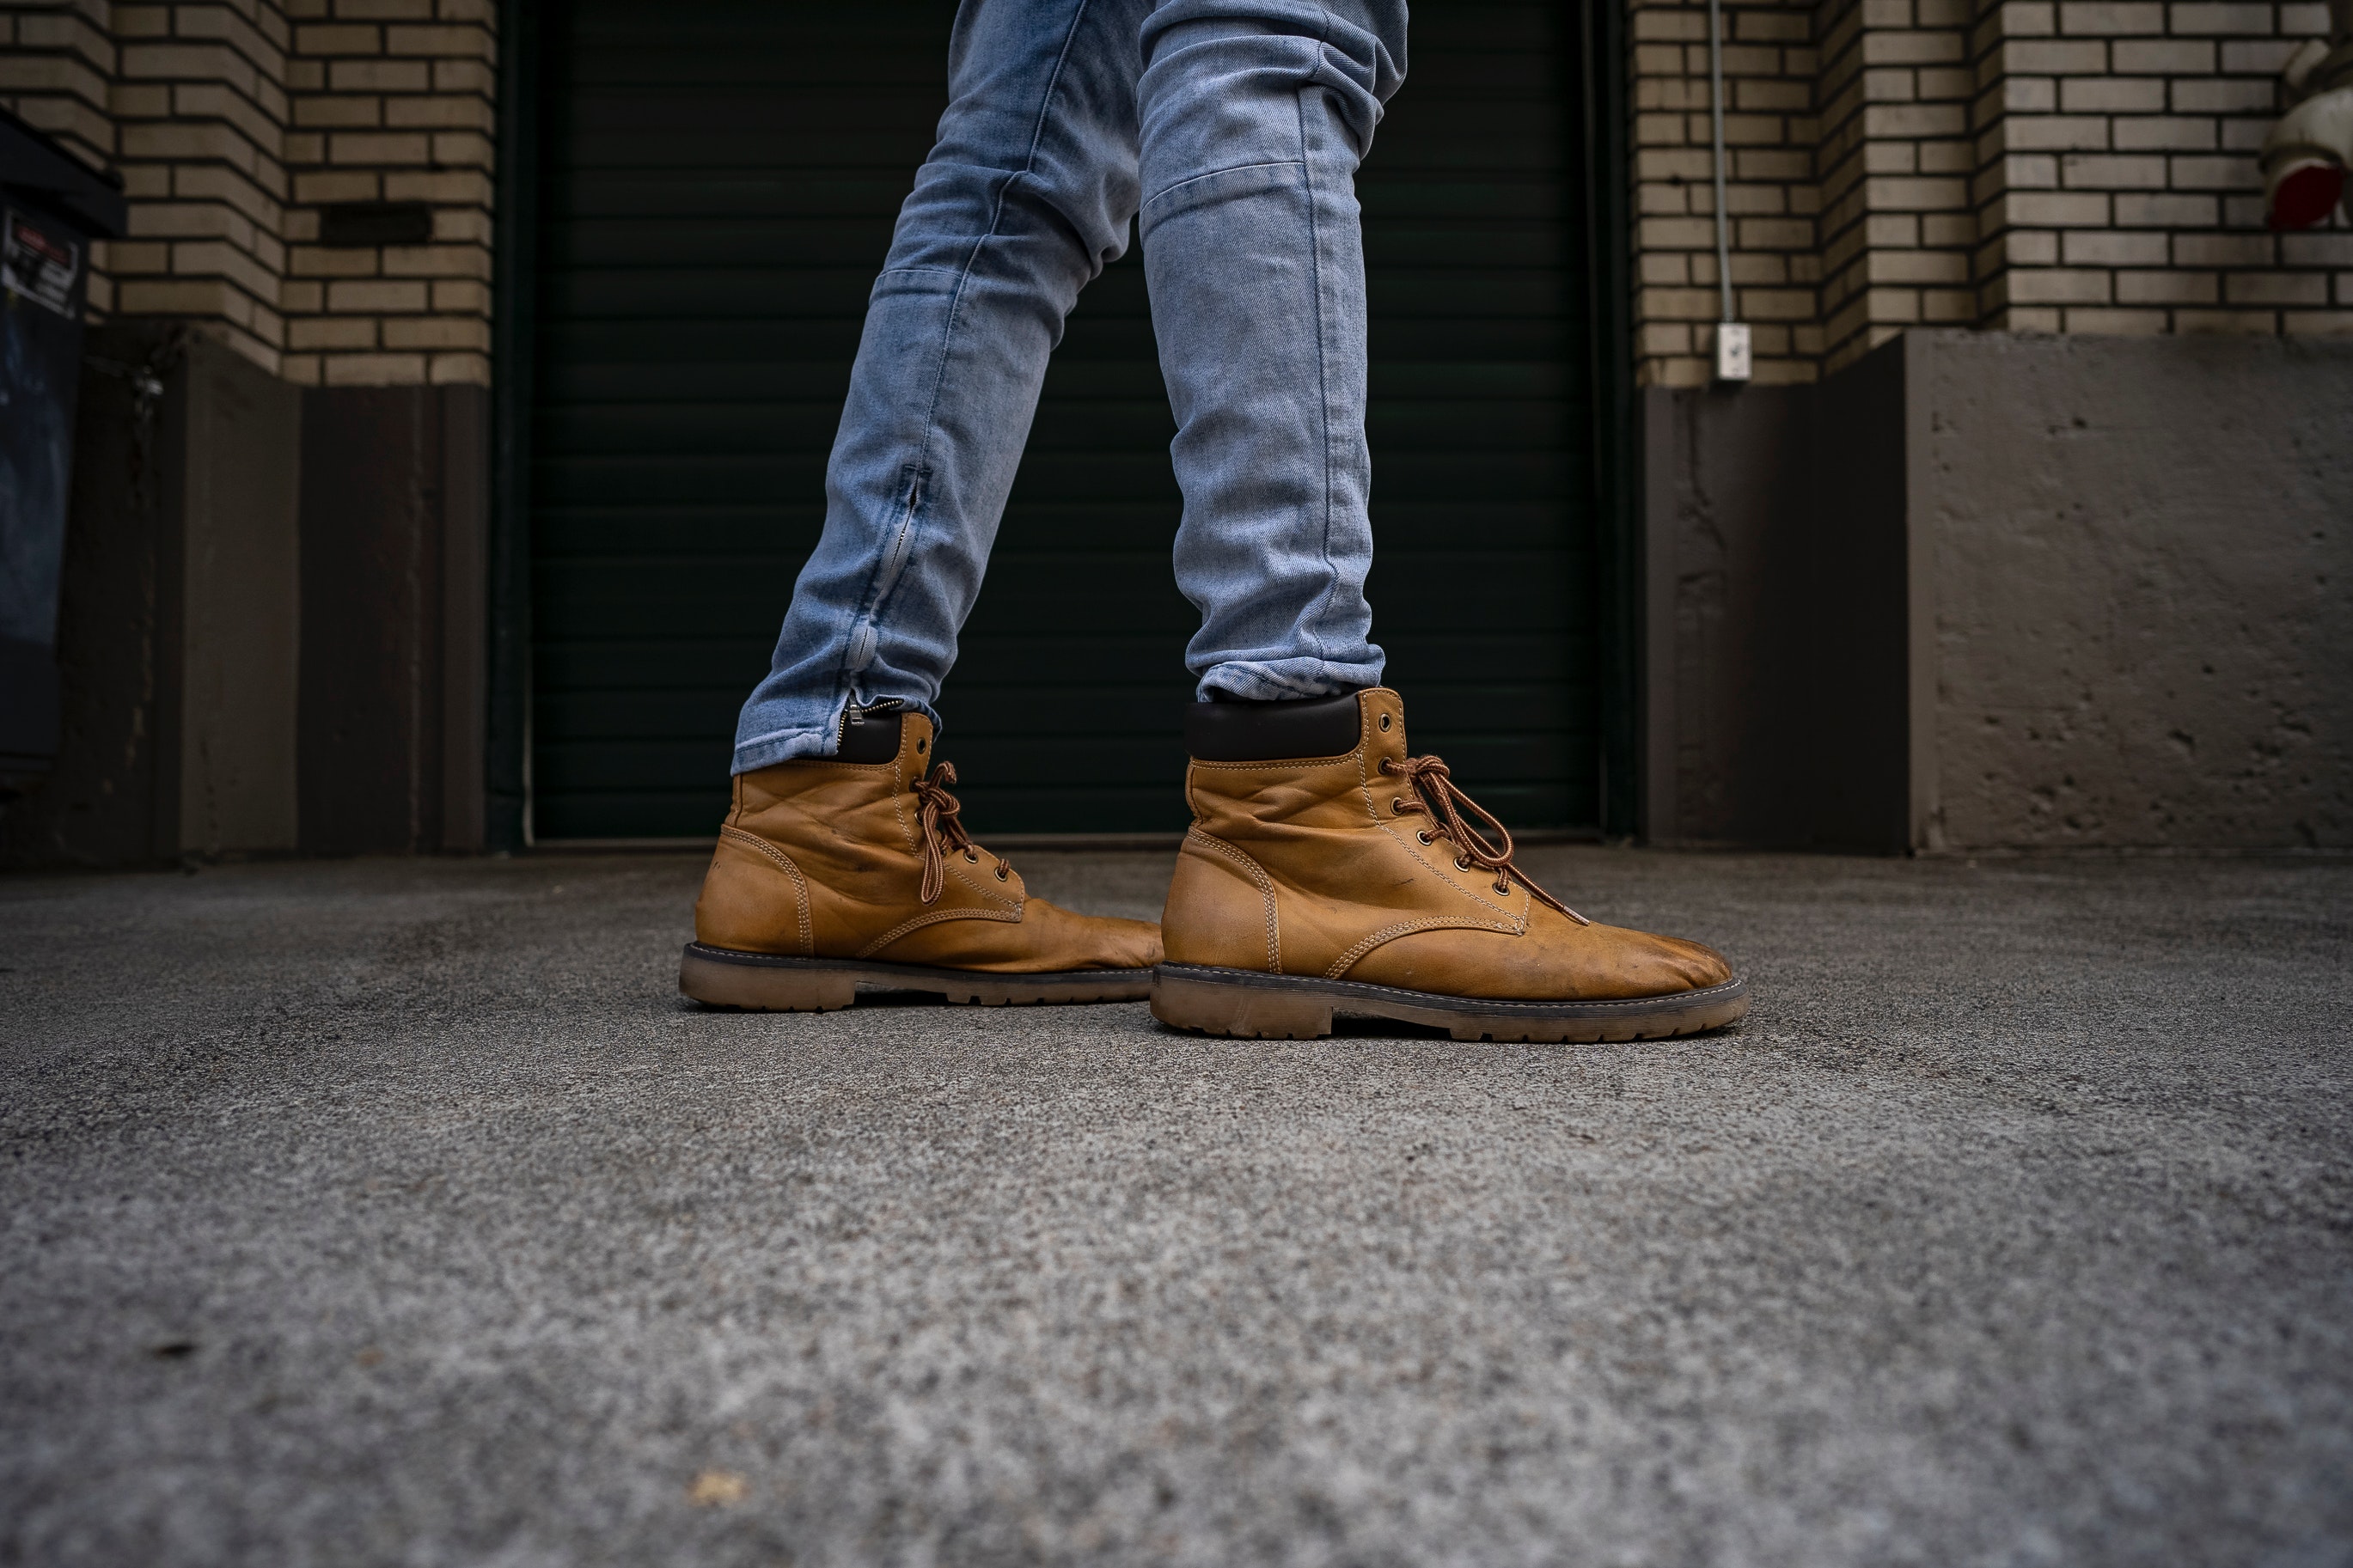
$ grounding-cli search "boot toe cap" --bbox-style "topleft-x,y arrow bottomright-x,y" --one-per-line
1658,935 -> 1735,991
1602,928 -> 1736,997
1027,900 -> 1162,972
1098,916 -> 1164,971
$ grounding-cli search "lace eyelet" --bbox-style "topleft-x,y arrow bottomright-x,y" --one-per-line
1494,880 -> 1512,896
995,865 -> 1009,882
965,849 -> 979,863
915,737 -> 926,753
1416,830 -> 1433,845
1455,856 -> 1472,871
1390,797 -> 1407,814
1378,713 -> 1391,731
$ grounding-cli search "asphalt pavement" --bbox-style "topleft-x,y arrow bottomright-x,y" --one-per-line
2,845 -> 2348,1566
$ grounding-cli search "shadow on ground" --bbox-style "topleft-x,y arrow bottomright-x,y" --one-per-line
2,847 -> 2349,1565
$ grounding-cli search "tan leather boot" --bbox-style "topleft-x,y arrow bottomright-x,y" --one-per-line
1153,687 -> 1746,1041
681,707 -> 1161,1010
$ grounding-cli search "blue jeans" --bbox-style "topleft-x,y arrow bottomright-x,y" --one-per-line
732,0 -> 1407,771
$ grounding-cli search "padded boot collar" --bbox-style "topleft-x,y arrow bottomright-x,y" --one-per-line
836,699 -> 907,764
1186,689 -> 1372,761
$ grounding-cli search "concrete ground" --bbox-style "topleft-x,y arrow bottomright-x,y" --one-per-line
1,845 -> 2348,1567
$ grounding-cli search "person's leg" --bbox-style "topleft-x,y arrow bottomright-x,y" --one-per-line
1136,5 -> 1750,1041
688,0 -> 1167,1011
1135,0 -> 1405,699
731,0 -> 1152,771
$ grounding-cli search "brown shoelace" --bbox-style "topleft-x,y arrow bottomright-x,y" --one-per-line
1381,753 -> 1589,924
911,761 -> 1011,904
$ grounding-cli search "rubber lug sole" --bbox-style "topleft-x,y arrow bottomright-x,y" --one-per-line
1150,963 -> 1749,1043
679,942 -> 1153,1011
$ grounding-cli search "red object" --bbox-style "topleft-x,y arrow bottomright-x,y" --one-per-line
2269,159 -> 2345,229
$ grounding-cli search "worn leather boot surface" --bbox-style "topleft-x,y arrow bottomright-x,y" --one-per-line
681,710 -> 1161,1010
1154,687 -> 1747,1041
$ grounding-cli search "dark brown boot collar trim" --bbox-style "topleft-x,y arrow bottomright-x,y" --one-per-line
1186,689 -> 1366,761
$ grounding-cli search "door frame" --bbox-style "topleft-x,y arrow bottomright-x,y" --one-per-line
486,0 -> 539,851
1577,0 -> 1641,839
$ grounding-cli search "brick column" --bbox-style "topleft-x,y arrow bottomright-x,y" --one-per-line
1815,0 -> 1979,371
108,0 -> 294,369
281,0 -> 494,387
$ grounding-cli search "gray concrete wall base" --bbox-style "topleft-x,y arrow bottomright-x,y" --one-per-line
179,337 -> 304,857
1643,330 -> 2353,852
0,321 -> 193,868
297,384 -> 488,857
0,326 -> 490,868
0,324 -> 303,867
1641,351 -> 1910,854
1913,333 -> 2352,851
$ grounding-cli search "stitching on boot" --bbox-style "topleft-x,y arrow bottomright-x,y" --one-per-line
855,905 -> 1023,960
1356,747 -> 1527,929
889,784 -> 920,857
718,825 -> 815,956
1324,915 -> 1521,981
889,748 -> 1018,912
1185,828 -> 1281,973
944,852 -> 1022,912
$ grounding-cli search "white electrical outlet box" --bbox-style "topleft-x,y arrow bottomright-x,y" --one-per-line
1714,322 -> 1751,382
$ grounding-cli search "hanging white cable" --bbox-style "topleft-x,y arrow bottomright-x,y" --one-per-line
1706,0 -> 1751,381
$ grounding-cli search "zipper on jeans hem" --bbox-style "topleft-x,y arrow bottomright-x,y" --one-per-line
845,471 -> 926,671
838,696 -> 906,747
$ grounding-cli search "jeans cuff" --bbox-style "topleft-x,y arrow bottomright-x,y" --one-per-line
731,696 -> 946,775
731,726 -> 840,774
1195,656 -> 1383,703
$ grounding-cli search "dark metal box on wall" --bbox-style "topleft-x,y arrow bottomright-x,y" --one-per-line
0,108 -> 125,779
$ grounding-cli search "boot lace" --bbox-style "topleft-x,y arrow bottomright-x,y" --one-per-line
911,762 -> 1011,904
1380,754 -> 1589,924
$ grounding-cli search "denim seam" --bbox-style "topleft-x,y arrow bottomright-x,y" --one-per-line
927,0 -> 1093,449
1299,87 -> 1334,667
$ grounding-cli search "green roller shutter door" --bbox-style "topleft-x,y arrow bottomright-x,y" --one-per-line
529,1 -> 1599,839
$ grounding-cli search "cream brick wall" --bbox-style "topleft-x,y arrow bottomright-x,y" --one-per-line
0,0 -> 492,383
0,1 -> 113,169
16,3 -> 2344,389
280,0 -> 494,387
1971,0 -> 2347,336
1627,0 -> 2353,384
